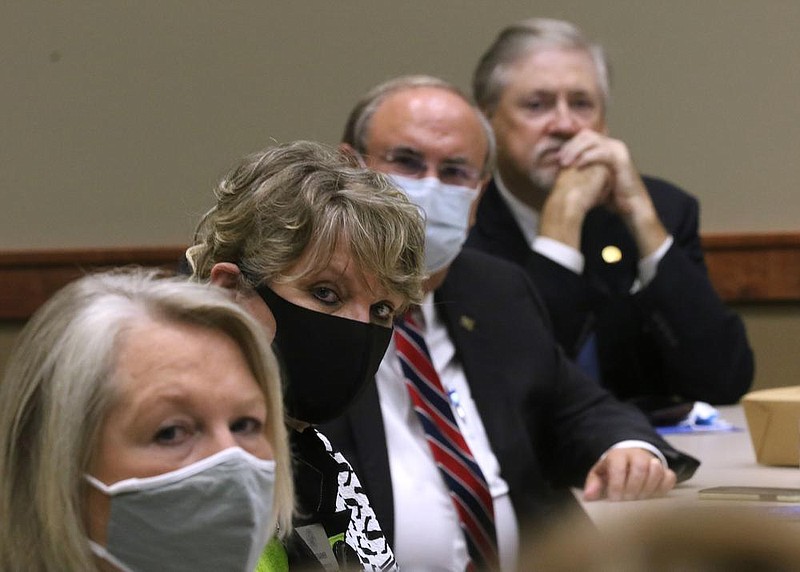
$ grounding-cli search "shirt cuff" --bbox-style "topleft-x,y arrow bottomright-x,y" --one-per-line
604,440 -> 668,468
631,235 -> 674,293
532,236 -> 584,274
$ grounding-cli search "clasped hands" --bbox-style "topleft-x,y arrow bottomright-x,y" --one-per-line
583,447 -> 677,501
538,129 -> 668,257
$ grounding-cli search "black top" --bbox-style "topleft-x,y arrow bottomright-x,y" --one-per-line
466,176 -> 754,406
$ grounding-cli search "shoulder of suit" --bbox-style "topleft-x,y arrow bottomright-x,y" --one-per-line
642,174 -> 697,203
452,247 -> 530,278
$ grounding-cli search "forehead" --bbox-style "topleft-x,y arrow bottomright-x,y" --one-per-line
115,318 -> 186,380
114,318 -> 257,396
286,238 -> 400,302
504,47 -> 601,96
367,87 -> 488,164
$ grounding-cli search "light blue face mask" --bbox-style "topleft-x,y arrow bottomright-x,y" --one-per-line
388,174 -> 479,273
86,447 -> 276,572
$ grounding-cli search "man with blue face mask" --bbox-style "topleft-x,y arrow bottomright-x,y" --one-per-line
326,76 -> 700,571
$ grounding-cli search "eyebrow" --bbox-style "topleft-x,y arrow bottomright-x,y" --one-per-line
127,384 -> 267,415
388,146 -> 473,166
386,145 -> 424,158
522,88 -> 597,97
440,157 -> 471,166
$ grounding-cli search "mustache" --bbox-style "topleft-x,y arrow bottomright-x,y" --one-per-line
536,142 -> 564,160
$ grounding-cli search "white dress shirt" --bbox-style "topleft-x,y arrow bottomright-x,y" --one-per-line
377,275 -> 670,570
377,293 -> 519,572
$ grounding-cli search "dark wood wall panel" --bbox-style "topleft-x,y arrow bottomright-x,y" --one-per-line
0,247 -> 185,320
702,232 -> 800,303
1,233 -> 798,320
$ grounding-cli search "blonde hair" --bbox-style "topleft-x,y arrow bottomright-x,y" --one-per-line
186,140 -> 425,307
0,268 -> 293,571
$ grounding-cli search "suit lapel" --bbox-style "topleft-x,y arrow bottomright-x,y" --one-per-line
582,207 -> 638,295
434,263 -> 508,458
469,181 -> 532,265
340,381 -> 397,545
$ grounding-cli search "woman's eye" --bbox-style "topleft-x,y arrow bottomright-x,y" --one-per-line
312,287 -> 340,306
371,302 -> 395,324
230,417 -> 263,435
154,425 -> 189,445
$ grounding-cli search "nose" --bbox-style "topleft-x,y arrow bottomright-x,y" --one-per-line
203,426 -> 239,457
338,301 -> 372,324
548,99 -> 580,136
421,163 -> 439,180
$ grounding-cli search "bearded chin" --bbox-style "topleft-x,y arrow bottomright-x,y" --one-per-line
527,164 -> 559,193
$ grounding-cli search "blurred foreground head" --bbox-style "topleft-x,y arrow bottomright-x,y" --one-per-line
0,268 -> 293,571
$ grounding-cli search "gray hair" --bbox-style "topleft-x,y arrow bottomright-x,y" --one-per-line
342,74 -> 497,177
473,18 -> 611,116
187,140 -> 425,307
0,268 -> 294,570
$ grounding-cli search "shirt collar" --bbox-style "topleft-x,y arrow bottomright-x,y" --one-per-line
493,170 -> 540,248
417,291 -> 437,329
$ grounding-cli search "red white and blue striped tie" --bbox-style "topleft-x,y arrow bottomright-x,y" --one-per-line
394,311 -> 499,571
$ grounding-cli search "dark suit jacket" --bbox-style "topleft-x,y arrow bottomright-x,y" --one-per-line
321,248 -> 699,546
466,177 -> 754,405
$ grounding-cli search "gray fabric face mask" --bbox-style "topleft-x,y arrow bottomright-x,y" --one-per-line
86,447 -> 276,572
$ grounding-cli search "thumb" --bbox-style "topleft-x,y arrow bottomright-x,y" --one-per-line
582,467 -> 606,501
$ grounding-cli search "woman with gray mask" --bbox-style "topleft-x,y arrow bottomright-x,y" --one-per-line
0,268 -> 294,571
186,140 -> 426,570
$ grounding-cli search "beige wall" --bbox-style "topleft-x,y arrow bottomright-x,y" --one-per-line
4,0 -> 800,250
738,305 -> 800,392
3,1 -> 799,391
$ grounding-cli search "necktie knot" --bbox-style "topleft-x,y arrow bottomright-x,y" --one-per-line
399,305 -> 424,329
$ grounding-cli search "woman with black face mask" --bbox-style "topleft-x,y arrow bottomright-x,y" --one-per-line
186,140 -> 426,571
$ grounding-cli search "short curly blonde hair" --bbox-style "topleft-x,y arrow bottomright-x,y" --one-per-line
187,140 -> 426,307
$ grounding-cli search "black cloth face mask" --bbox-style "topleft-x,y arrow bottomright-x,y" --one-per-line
253,283 -> 392,425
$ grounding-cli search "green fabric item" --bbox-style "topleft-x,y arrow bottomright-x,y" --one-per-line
255,536 -> 288,572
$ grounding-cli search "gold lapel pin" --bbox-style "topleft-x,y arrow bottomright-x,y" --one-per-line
459,315 -> 476,332
601,245 -> 622,264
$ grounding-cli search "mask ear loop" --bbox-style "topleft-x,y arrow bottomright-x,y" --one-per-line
88,540 -> 135,572
84,474 -> 112,494
237,276 -> 295,423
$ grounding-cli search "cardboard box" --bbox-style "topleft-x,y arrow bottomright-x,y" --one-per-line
742,386 -> 800,466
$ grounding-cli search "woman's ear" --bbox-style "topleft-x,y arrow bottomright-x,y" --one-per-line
209,262 -> 242,290
210,263 -> 277,340
339,143 -> 367,167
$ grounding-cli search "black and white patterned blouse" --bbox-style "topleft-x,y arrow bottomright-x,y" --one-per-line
285,428 -> 398,571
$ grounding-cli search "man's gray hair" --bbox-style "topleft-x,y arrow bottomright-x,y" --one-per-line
473,18 -> 611,116
342,74 -> 497,176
